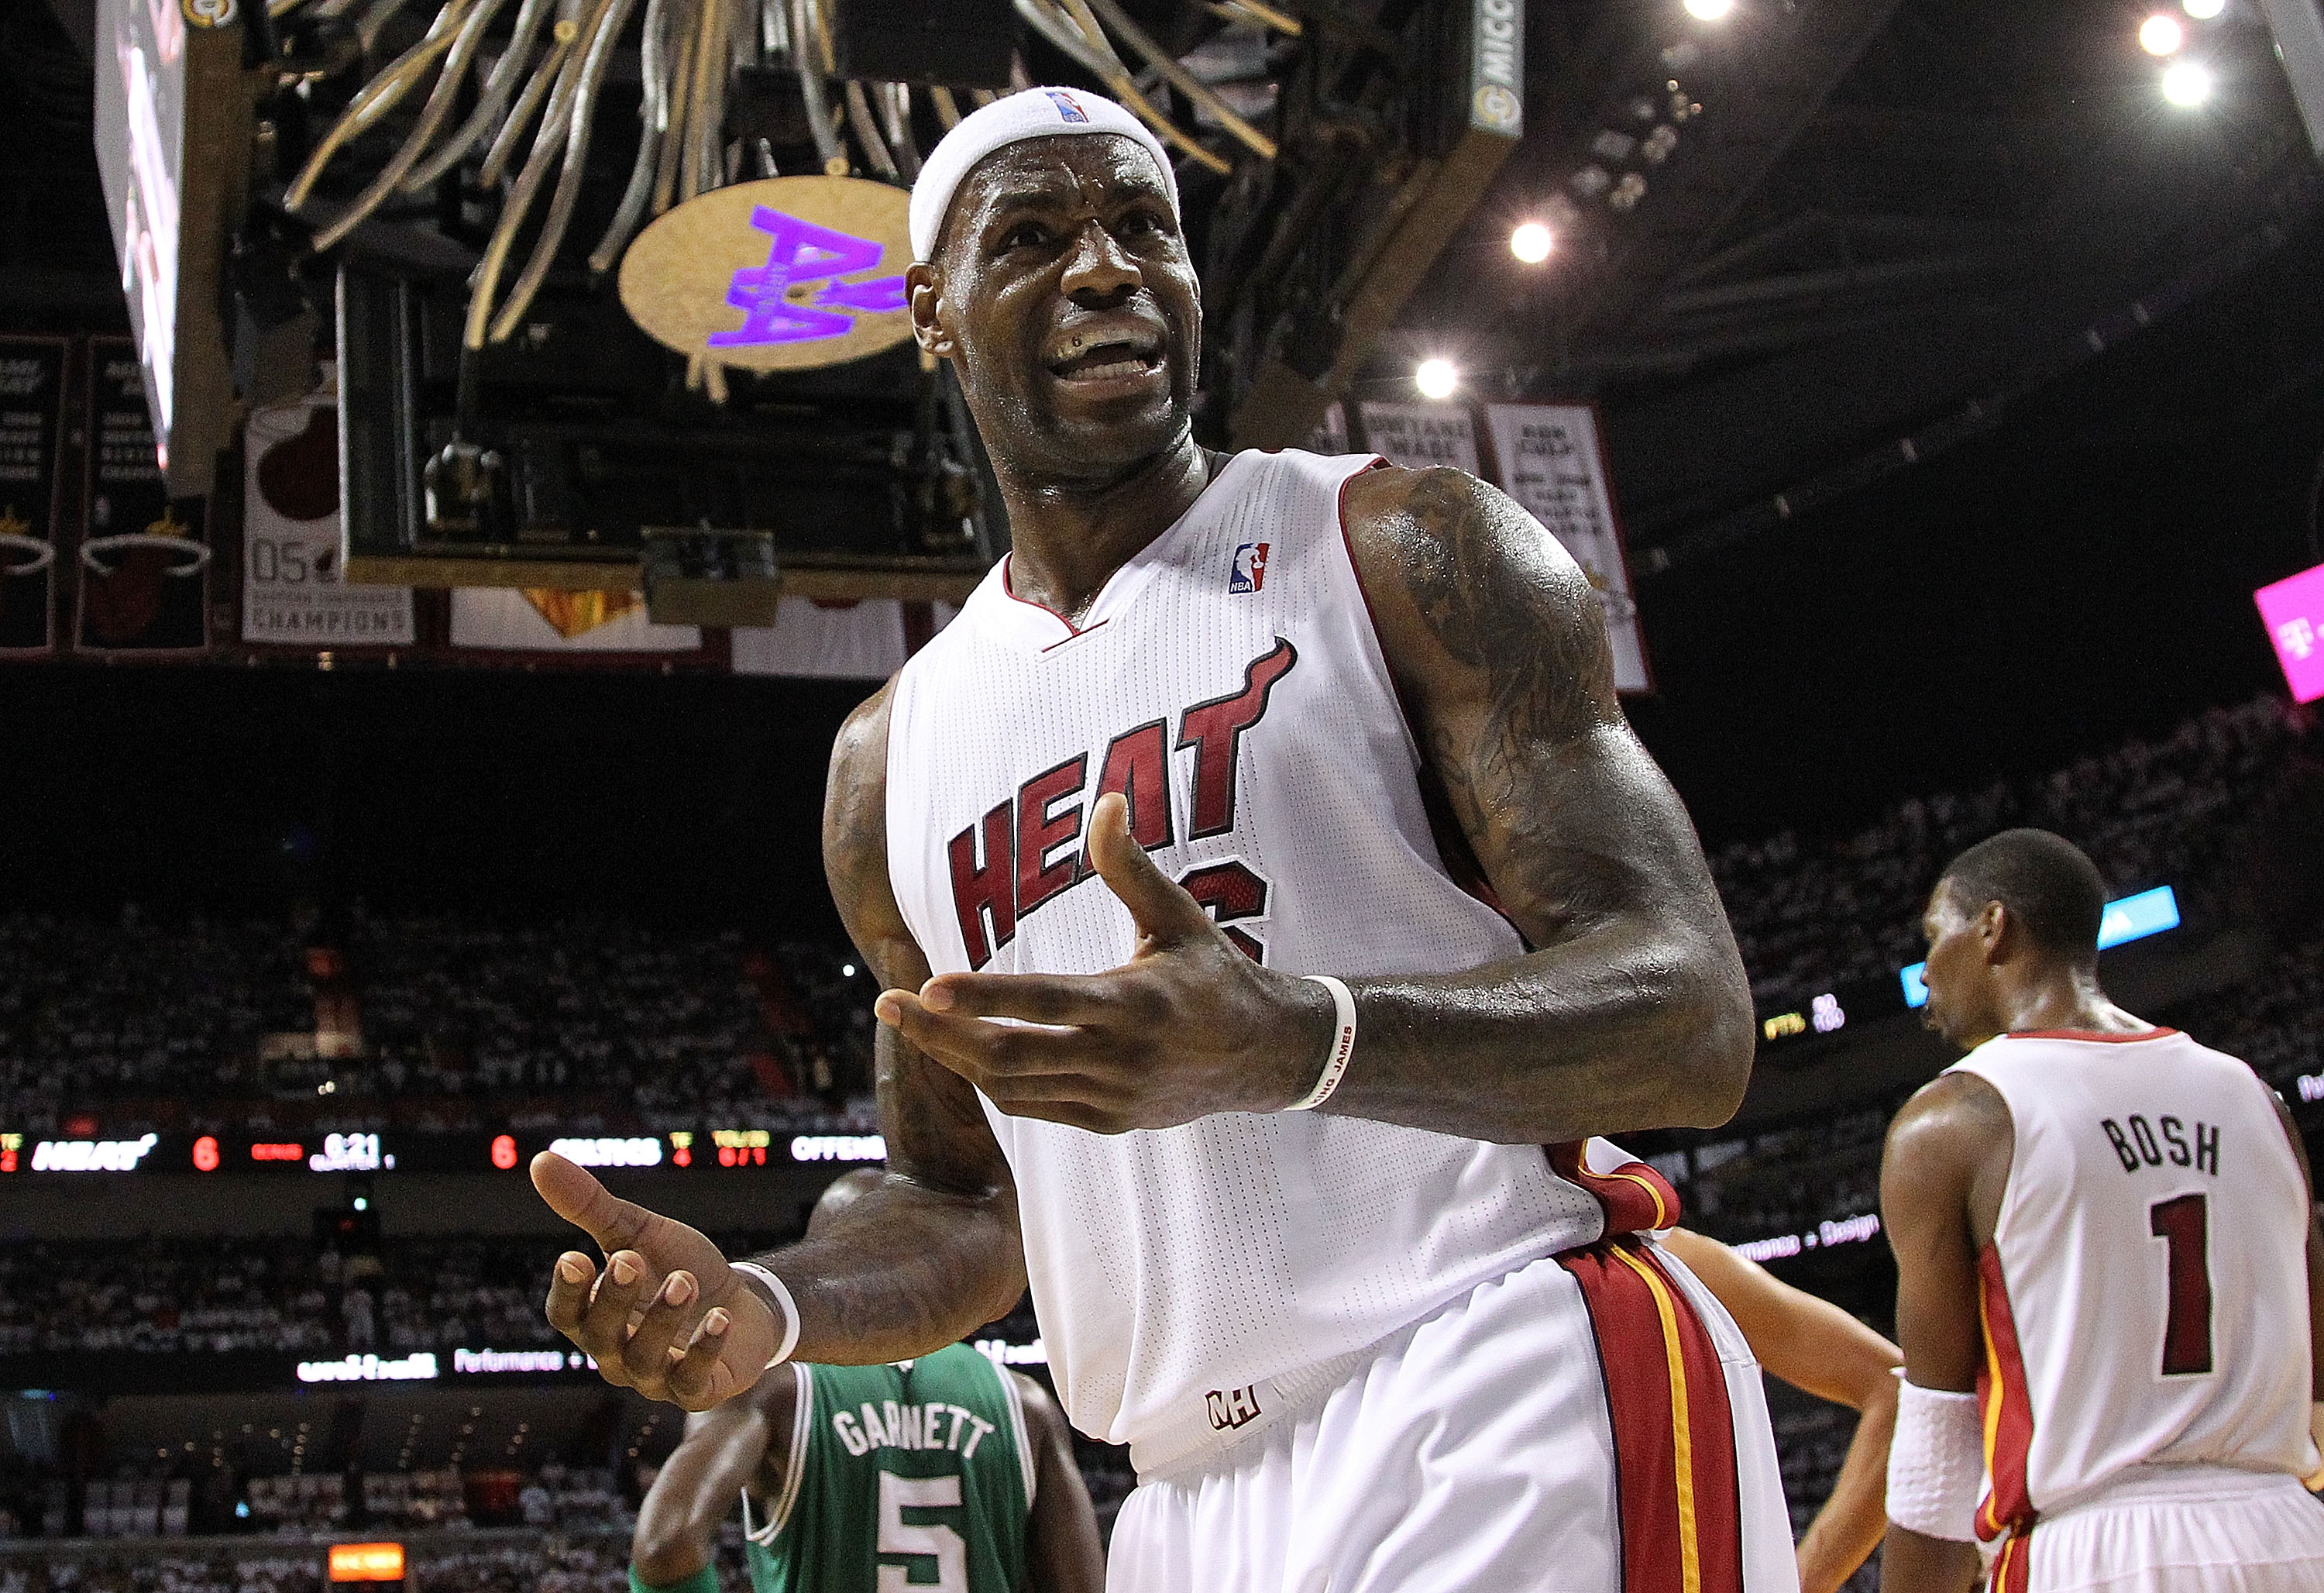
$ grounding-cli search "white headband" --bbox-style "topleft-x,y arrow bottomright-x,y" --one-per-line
908,86 -> 1179,263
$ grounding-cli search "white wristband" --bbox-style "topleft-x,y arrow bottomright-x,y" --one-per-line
729,1261 -> 803,1370
1886,1381 -> 1985,1543
1283,975 -> 1357,1112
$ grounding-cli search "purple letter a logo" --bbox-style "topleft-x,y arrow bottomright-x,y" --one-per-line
710,208 -> 908,347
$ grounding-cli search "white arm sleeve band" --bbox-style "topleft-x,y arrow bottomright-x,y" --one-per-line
1886,1381 -> 1985,1543
729,1261 -> 803,1371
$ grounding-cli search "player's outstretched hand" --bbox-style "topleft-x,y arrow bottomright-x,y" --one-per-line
531,1150 -> 777,1409
874,791 -> 1336,1133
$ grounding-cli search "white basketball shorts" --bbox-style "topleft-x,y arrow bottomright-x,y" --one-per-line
1989,1467 -> 2324,1592
1105,1239 -> 1799,1593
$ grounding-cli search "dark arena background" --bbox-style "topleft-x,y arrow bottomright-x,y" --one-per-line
6,0 -> 2324,1588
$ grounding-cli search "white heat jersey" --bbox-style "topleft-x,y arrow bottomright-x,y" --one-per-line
884,448 -> 1609,1471
1947,1027 -> 2318,1537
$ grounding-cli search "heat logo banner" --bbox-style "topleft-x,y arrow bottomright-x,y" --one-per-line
0,337 -> 67,658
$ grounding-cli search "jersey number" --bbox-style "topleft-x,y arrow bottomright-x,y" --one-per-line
1178,859 -> 1269,962
876,1472 -> 968,1592
2147,1193 -> 2214,1376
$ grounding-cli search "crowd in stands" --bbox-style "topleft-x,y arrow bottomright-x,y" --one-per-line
1710,693 -> 2315,1010
2164,933 -> 2324,1103
0,912 -> 876,1139
1,695 -> 2312,1141
0,1234 -> 789,1359
2,694 -> 2318,1584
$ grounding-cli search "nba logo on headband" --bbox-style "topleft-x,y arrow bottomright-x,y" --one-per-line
1043,90 -> 1091,124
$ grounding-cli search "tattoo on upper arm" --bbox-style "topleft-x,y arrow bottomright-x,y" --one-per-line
1379,470 -> 1632,941
1391,470 -> 1619,807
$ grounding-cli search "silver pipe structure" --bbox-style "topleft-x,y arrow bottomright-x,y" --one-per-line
1011,0 -> 1113,82
1085,0 -> 1274,159
354,0 -> 420,55
879,81 -> 921,177
309,0 -> 515,252
399,0 -> 557,191
1051,0 -> 1229,172
489,0 -> 642,339
680,0 -> 727,201
788,0 -> 847,175
284,0 -> 469,212
479,12 -> 579,188
843,79 -> 899,180
283,0 -> 1293,405
1209,0 -> 1298,33
465,2 -> 600,349
650,0 -> 697,213
586,0 -> 669,271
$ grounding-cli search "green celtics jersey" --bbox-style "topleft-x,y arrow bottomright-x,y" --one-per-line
742,1344 -> 1035,1593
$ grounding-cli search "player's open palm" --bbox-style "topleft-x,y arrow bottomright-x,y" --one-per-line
875,792 -> 1331,1132
532,1150 -> 776,1409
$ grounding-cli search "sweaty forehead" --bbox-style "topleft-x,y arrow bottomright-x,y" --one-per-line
944,136 -> 1168,237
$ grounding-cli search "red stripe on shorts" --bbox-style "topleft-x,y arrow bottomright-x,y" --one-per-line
1975,1243 -> 2039,1543
1560,1238 -> 1743,1593
1989,1524 -> 2035,1593
1549,1143 -> 1684,1236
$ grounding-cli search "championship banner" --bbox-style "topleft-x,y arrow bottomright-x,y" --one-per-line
1357,401 -> 1480,473
242,387 -> 414,647
731,597 -> 957,679
1483,404 -> 1650,693
448,587 -> 701,654
0,337 -> 69,657
77,338 -> 211,655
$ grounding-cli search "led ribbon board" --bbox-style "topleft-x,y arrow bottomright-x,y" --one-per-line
1901,885 -> 2181,1006
617,177 -> 914,373
328,1543 -> 406,1582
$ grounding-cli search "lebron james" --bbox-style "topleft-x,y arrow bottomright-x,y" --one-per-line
537,88 -> 1795,1593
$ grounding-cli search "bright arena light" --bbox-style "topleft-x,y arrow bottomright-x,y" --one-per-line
2161,59 -> 2213,105
1510,222 -> 1554,263
2181,0 -> 2224,17
1683,0 -> 1734,18
2140,13 -> 2184,55
1415,359 -> 1459,401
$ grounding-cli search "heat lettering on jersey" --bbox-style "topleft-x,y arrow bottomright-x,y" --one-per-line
830,1399 -> 997,1459
947,638 -> 1297,968
2099,1113 -> 2220,1176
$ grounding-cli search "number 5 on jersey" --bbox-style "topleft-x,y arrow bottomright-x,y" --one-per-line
878,1472 -> 968,1593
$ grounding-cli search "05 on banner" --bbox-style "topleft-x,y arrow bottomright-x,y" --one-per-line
242,384 -> 413,646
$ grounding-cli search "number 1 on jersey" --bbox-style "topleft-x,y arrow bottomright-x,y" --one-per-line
2147,1192 -> 2214,1376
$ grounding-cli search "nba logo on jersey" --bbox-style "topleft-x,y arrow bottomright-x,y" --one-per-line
1230,542 -> 1270,594
1044,90 -> 1089,123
